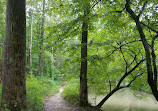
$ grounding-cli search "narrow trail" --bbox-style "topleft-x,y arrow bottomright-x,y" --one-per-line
44,86 -> 82,111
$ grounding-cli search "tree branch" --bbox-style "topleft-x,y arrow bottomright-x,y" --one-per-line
151,34 -> 158,48
125,0 -> 138,20
120,73 -> 144,89
128,51 -> 140,67
138,0 -> 149,18
96,59 -> 145,108
91,0 -> 101,10
117,58 -> 145,87
140,22 -> 158,33
117,42 -> 128,72
111,7 -> 125,13
102,40 -> 141,59
151,33 -> 158,90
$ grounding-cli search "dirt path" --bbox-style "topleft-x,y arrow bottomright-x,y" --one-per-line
44,86 -> 82,111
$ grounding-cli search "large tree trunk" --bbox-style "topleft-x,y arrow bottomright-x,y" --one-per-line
80,3 -> 90,107
2,0 -> 26,110
38,0 -> 45,76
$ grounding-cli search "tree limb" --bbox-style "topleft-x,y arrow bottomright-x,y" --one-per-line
117,42 -> 128,72
102,40 -> 141,59
111,7 -> 125,13
151,33 -> 158,90
125,0 -> 138,20
120,73 -> 144,88
127,51 -> 140,67
117,58 -> 145,87
140,22 -> 158,33
95,59 -> 145,108
138,0 -> 149,18
91,0 -> 101,10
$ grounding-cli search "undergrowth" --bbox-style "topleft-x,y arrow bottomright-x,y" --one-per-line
62,79 -> 79,104
0,76 -> 61,111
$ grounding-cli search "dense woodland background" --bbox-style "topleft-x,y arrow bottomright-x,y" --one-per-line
0,0 -> 158,111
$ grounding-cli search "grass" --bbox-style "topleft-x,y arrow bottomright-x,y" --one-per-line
101,104 -> 158,111
0,76 -> 61,111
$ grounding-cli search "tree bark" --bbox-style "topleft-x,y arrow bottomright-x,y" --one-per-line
80,3 -> 90,107
38,0 -> 45,76
2,0 -> 26,110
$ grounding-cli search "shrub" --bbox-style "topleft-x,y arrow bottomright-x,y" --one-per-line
0,76 -> 60,111
26,76 -> 59,111
62,79 -> 79,104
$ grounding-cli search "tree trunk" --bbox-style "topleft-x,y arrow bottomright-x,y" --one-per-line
80,3 -> 90,107
38,0 -> 45,76
2,0 -> 26,110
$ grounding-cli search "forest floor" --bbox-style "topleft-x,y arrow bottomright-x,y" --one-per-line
44,85 -> 158,111
44,86 -> 87,111
89,89 -> 158,111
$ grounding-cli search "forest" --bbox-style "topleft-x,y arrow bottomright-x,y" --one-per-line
0,0 -> 158,111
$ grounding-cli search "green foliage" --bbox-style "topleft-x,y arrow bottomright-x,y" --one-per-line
62,79 -> 80,104
1,0 -> 158,110
0,0 -> 5,73
0,0 -> 5,40
26,76 -> 59,111
43,51 -> 56,78
131,73 -> 151,93
56,0 -> 152,97
0,77 -> 60,111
